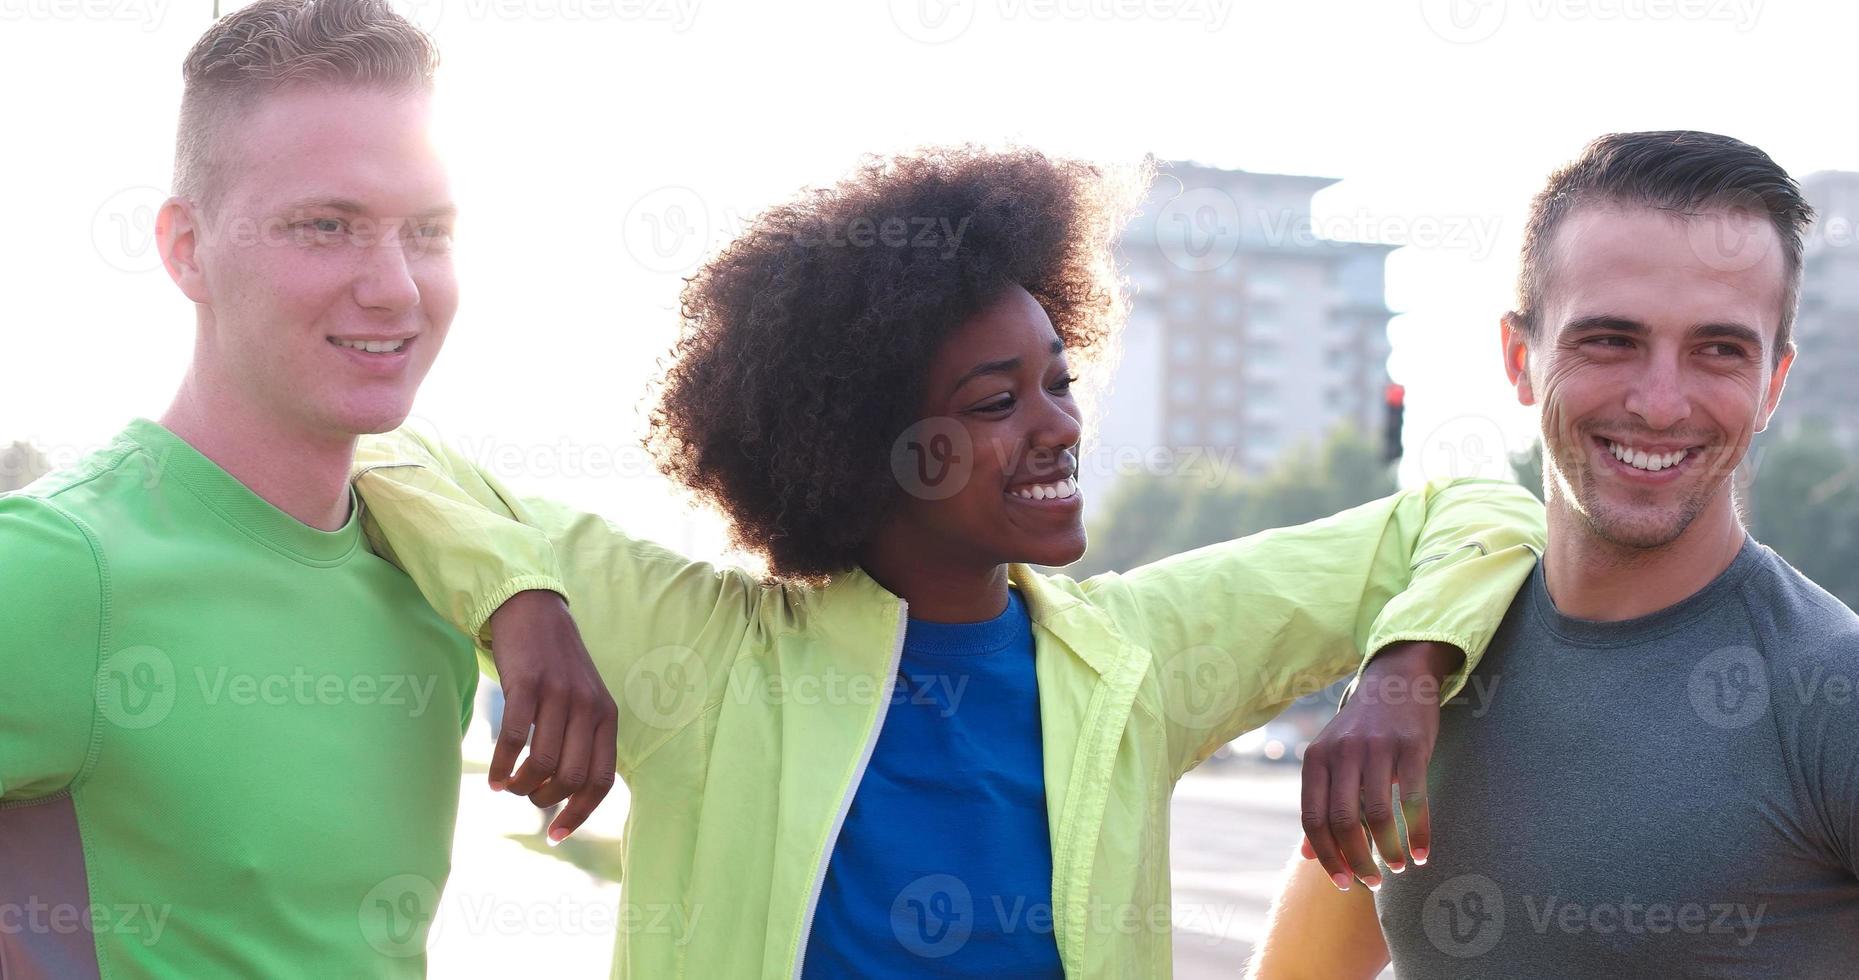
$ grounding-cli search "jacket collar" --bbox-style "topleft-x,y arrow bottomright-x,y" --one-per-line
825,562 -> 1131,678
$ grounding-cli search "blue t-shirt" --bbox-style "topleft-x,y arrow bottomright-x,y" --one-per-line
801,586 -> 1065,977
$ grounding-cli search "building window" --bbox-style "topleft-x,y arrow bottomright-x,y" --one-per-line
1171,334 -> 1199,361
1250,271 -> 1286,301
1211,335 -> 1240,365
1250,302 -> 1281,337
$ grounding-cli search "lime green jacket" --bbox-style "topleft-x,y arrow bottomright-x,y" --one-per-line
350,428 -> 1545,979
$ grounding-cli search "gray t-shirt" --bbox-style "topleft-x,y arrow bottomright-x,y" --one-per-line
1376,536 -> 1859,978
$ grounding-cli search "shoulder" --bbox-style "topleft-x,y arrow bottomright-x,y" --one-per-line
0,491 -> 104,595
1740,543 -> 1859,671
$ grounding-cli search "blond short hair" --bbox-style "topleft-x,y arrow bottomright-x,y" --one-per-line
174,0 -> 438,212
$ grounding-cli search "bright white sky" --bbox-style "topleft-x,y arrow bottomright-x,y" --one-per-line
4,0 -> 1853,557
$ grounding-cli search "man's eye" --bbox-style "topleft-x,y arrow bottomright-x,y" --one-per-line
1702,343 -> 1747,358
1588,335 -> 1633,348
295,217 -> 347,241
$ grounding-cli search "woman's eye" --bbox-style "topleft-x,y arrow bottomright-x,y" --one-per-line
977,397 -> 1014,413
1050,373 -> 1078,392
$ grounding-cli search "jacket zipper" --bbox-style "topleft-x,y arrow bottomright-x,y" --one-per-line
787,596 -> 910,980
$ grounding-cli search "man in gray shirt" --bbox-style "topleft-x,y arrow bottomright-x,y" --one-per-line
1246,131 -> 1859,979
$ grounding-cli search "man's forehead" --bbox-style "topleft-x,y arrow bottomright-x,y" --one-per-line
218,86 -> 449,212
1545,202 -> 1786,322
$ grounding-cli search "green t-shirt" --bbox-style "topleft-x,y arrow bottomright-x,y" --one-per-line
0,419 -> 478,977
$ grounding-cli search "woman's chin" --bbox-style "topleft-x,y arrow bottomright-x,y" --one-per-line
1010,532 -> 1088,570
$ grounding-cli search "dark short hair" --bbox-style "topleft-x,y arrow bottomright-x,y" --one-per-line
1510,130 -> 1813,365
646,146 -> 1146,582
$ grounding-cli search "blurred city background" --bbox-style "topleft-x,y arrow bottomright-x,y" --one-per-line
5,0 -> 1858,974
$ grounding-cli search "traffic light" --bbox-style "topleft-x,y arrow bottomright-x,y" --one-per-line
1382,383 -> 1405,463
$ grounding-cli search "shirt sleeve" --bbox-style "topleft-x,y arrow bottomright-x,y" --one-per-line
1081,478 -> 1545,777
1779,621 -> 1859,878
351,427 -> 770,777
0,495 -> 105,801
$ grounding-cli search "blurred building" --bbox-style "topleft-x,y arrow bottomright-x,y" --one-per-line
1081,163 -> 1395,517
1787,171 -> 1859,450
1,441 -> 51,492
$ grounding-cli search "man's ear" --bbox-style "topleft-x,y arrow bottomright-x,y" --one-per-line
157,196 -> 211,305
1755,342 -> 1795,433
1500,312 -> 1536,406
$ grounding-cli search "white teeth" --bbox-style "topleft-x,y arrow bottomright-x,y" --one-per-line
1606,440 -> 1690,473
1010,476 -> 1077,500
331,338 -> 406,353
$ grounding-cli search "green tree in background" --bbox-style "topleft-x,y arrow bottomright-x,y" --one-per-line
1509,441 -> 1545,502
1074,427 -> 1397,577
1749,424 -> 1859,609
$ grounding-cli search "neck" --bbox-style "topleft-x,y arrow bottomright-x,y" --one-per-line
1541,487 -> 1747,622
159,367 -> 357,532
857,529 -> 1012,623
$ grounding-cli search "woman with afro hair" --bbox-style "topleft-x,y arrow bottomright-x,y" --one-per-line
352,145 -> 1545,978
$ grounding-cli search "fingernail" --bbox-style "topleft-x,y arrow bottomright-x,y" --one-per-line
1363,875 -> 1382,891
489,779 -> 507,792
1331,873 -> 1352,891
1388,861 -> 1406,874
1412,847 -> 1429,866
547,830 -> 566,847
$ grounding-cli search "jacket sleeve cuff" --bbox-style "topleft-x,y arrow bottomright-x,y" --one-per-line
466,574 -> 571,649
